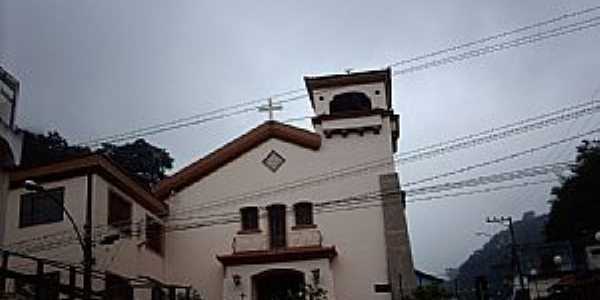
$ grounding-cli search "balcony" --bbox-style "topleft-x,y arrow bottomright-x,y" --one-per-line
219,227 -> 335,267
232,227 -> 323,253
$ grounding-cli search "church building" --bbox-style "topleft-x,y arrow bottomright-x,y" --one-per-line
157,68 -> 417,299
1,68 -> 417,300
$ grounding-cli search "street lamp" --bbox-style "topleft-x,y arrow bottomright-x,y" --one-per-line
553,255 -> 563,267
530,268 -> 540,299
24,179 -> 94,300
595,231 -> 600,243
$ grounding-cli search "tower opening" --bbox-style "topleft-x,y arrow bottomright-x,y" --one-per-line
329,92 -> 372,115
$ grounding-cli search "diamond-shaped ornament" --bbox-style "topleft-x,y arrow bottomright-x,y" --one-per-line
262,150 -> 285,172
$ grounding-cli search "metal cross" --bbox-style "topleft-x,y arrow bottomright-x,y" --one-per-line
257,97 -> 282,121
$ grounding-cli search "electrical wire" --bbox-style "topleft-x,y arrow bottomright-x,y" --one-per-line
75,5 -> 600,147
393,16 -> 600,76
388,4 -> 600,67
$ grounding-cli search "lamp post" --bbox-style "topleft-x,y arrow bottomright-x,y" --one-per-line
24,179 -> 93,300
529,269 -> 540,299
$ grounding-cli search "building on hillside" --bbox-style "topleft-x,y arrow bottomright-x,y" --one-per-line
0,66 -> 24,248
0,68 -> 417,300
157,68 -> 416,300
415,270 -> 444,287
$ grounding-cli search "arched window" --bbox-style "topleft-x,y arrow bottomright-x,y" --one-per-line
240,206 -> 259,232
329,92 -> 372,114
294,202 -> 314,227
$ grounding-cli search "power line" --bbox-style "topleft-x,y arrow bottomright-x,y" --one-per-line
75,5 -> 600,147
78,90 -> 306,146
11,101 -> 599,252
396,99 -> 599,157
91,14 -> 600,147
402,127 -> 600,187
393,16 -> 600,75
162,102 -> 598,220
17,159 -> 566,253
388,4 -> 600,67
395,101 -> 600,163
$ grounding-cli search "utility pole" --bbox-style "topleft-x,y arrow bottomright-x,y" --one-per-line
486,216 -> 527,299
83,173 -> 94,300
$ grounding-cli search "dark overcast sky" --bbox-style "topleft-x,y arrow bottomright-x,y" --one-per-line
2,0 -> 600,276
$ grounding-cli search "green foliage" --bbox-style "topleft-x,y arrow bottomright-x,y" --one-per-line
99,139 -> 173,187
21,130 -> 91,168
20,129 -> 174,189
411,285 -> 451,300
546,140 -> 600,242
276,283 -> 328,300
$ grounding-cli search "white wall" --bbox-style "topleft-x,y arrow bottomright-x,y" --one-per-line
166,116 -> 397,300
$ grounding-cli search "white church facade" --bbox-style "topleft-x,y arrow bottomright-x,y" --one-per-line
0,69 -> 417,300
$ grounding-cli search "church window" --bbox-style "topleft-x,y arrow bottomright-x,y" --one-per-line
329,92 -> 372,114
267,204 -> 287,249
294,202 -> 314,227
108,190 -> 132,235
240,206 -> 259,232
262,150 -> 285,172
146,216 -> 164,255
375,90 -> 381,95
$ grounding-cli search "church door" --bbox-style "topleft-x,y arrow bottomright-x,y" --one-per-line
253,269 -> 305,300
267,204 -> 286,249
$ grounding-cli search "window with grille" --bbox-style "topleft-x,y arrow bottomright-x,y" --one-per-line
19,187 -> 65,228
108,190 -> 132,235
146,216 -> 164,255
240,206 -> 259,232
294,202 -> 314,227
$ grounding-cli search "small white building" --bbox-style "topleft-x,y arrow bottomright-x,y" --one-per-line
1,155 -> 171,299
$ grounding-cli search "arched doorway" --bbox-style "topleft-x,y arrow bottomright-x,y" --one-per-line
252,269 -> 305,300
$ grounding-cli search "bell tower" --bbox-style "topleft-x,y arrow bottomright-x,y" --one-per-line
304,68 -> 417,298
304,68 -> 400,152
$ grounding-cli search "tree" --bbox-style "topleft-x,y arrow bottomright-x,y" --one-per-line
545,140 -> 600,242
20,130 -> 91,168
20,129 -> 174,189
411,285 -> 451,300
99,139 -> 173,188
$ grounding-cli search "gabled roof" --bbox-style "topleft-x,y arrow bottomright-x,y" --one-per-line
9,154 -> 168,216
154,121 -> 321,199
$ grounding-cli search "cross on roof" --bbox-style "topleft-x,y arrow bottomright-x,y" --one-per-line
257,97 -> 282,121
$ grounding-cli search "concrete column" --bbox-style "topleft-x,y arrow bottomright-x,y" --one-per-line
0,170 -> 9,247
379,173 -> 417,299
